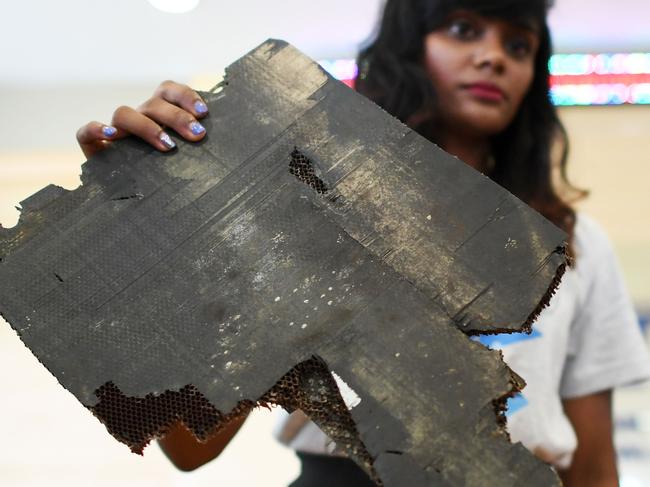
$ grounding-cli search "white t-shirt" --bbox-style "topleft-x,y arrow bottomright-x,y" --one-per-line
276,213 -> 650,468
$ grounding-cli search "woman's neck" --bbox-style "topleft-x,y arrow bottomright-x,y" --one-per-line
439,133 -> 492,174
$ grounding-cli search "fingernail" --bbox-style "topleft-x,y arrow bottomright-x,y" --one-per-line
159,132 -> 176,149
190,121 -> 205,135
102,126 -> 117,137
194,100 -> 208,114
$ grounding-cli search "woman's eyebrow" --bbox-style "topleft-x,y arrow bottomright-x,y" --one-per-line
511,18 -> 540,34
445,9 -> 480,21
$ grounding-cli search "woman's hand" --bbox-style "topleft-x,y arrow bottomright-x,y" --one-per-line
76,80 -> 210,159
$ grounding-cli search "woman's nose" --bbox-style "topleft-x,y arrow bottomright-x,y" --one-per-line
473,31 -> 507,73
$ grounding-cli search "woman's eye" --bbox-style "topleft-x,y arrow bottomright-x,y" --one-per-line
507,38 -> 533,58
448,19 -> 479,40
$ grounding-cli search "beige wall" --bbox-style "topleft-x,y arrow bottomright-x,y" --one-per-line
560,106 -> 650,306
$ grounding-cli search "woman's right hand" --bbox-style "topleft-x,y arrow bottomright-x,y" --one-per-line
76,80 -> 210,159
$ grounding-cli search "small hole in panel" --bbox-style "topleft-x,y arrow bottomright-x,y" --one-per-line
289,148 -> 329,194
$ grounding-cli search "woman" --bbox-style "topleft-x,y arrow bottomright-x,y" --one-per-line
76,0 -> 650,485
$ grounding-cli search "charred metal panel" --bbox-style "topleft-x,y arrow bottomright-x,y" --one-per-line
0,40 -> 566,485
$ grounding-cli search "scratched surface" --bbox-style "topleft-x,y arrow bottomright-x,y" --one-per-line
0,40 -> 565,485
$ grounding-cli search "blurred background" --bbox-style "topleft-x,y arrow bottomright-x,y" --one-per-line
1,0 -> 649,485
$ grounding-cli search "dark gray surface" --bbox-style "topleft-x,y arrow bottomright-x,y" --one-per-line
0,40 -> 566,485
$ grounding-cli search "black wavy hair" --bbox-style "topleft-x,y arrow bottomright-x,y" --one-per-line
356,0 -> 585,242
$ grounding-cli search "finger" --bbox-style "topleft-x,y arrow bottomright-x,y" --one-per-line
153,80 -> 209,119
111,105 -> 177,152
138,96 -> 206,142
76,121 -> 124,158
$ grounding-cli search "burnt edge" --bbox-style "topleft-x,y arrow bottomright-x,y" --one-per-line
481,245 -> 568,452
487,245 -> 568,462
88,355 -> 381,486
492,362 -> 526,436
521,245 -> 569,332
463,245 -> 569,337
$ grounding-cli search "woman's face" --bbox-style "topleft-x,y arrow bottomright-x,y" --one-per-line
423,10 -> 540,138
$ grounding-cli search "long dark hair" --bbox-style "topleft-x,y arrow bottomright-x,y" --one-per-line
356,0 -> 585,243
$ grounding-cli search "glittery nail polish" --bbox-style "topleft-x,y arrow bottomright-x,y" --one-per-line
194,100 -> 208,114
159,132 -> 176,149
190,121 -> 205,135
102,126 -> 117,137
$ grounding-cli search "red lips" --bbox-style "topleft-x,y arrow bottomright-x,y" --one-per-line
464,82 -> 506,102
